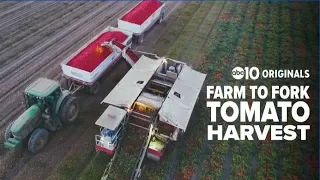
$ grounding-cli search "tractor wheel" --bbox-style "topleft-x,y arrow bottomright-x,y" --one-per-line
59,96 -> 80,124
28,128 -> 49,153
158,12 -> 164,24
59,76 -> 70,90
87,82 -> 100,95
4,122 -> 14,141
137,34 -> 144,45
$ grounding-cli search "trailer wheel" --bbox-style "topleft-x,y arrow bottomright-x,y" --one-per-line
59,96 -> 80,124
28,128 -> 49,153
137,34 -> 144,45
4,122 -> 14,141
87,81 -> 100,95
158,12 -> 164,24
59,76 -> 70,90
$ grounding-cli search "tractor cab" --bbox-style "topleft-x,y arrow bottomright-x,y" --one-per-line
95,105 -> 128,155
24,78 -> 61,109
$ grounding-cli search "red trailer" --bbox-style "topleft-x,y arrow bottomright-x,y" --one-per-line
60,26 -> 138,95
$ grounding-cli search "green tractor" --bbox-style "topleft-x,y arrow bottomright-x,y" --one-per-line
4,77 -> 80,153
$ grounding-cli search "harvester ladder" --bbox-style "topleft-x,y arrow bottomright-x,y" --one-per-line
130,124 -> 154,180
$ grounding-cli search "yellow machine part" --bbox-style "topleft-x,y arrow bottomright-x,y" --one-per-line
149,136 -> 165,151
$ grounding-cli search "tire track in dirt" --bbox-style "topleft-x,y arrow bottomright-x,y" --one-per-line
0,2 -> 57,33
0,2 -> 32,19
0,2 -> 18,11
0,2 -> 91,65
0,2 -> 119,128
0,2 -> 83,49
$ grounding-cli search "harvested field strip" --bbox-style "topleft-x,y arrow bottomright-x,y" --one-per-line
136,1 -> 186,52
180,2 -> 226,64
153,2 -> 202,55
166,2 -> 214,59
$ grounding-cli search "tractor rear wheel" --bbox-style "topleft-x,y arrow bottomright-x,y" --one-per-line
4,122 -> 14,141
59,96 -> 80,124
28,128 -> 49,153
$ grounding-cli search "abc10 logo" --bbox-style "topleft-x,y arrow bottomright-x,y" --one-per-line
232,67 -> 259,80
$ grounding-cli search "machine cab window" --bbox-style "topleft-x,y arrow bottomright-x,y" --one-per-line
101,124 -> 122,144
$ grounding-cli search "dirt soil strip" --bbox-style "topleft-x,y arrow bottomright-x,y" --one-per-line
0,2 -> 57,33
0,2 -> 82,53
0,2 -> 133,131
0,2 -> 32,19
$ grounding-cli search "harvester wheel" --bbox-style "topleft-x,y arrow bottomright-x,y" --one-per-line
87,82 -> 100,95
59,96 -> 80,124
4,122 -> 14,141
137,34 -> 144,45
28,128 -> 49,153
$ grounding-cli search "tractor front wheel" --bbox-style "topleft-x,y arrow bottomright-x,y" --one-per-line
59,96 -> 80,124
28,128 -> 49,153
4,122 -> 14,141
